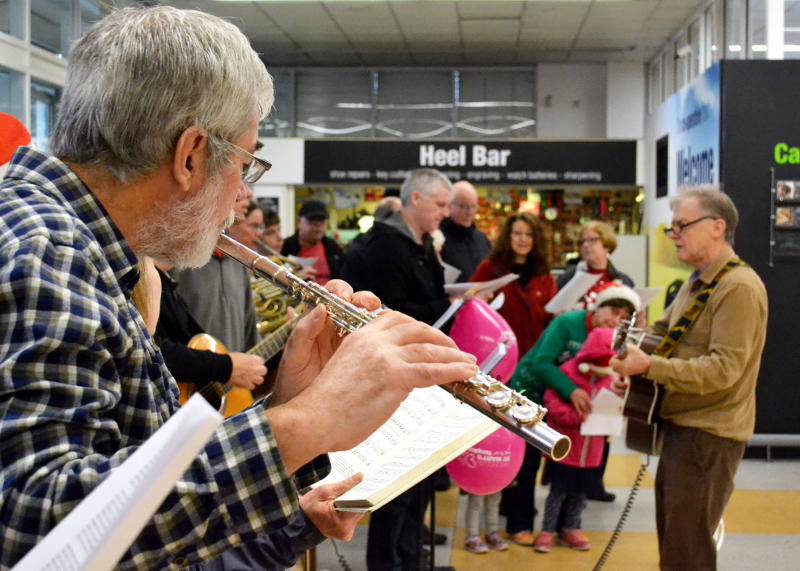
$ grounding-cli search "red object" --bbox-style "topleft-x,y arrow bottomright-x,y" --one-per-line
0,113 -> 31,166
471,260 -> 557,356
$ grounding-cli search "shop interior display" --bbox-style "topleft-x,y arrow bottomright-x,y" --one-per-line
294,186 -> 643,267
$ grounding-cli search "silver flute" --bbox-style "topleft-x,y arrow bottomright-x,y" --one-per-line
217,234 -> 571,461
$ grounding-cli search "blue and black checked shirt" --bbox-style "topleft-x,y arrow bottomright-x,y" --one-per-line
0,147 -> 326,569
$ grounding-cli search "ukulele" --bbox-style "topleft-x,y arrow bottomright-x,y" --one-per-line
612,314 -> 664,455
177,318 -> 296,416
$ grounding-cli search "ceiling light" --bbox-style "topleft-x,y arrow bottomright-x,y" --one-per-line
728,45 -> 742,52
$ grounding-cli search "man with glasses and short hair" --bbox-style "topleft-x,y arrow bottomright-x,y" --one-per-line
439,180 -> 491,282
0,7 -> 479,569
611,187 -> 768,571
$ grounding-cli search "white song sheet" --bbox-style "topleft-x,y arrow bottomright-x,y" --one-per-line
13,395 -> 223,571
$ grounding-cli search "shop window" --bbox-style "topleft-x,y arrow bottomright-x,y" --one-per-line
295,70 -> 373,138
689,19 -> 701,79
785,0 -> 800,60
31,0 -> 73,56
0,67 -> 25,123
0,0 -> 26,40
376,70 -> 452,139
457,70 -> 536,139
30,79 -> 61,152
748,0 -> 767,59
263,70 -> 295,138
80,0 -> 105,36
725,0 -> 747,59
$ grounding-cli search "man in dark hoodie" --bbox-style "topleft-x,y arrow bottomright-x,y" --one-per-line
360,169 -> 452,325
363,169 -> 453,571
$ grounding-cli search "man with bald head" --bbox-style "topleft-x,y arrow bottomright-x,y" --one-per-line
439,180 -> 491,282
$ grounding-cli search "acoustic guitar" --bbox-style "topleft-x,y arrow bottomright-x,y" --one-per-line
612,315 -> 664,455
177,318 -> 296,417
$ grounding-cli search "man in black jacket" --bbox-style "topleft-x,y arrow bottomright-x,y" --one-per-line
282,200 -> 344,285
362,169 -> 453,571
439,180 -> 491,282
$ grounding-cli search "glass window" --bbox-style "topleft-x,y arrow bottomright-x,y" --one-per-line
0,67 -> 25,123
31,0 -> 74,56
725,0 -> 747,59
689,19 -> 701,78
457,70 -> 536,138
262,70 -> 295,138
376,71 -> 453,139
80,0 -> 105,36
661,50 -> 673,100
704,4 -> 719,66
0,0 -> 27,39
295,70 -> 373,138
785,0 -> 800,59
647,58 -> 662,112
30,79 -> 62,152
748,0 -> 767,59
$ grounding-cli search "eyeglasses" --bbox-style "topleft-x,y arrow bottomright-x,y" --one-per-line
578,236 -> 601,246
229,144 -> 272,184
663,216 -> 718,236
452,202 -> 478,212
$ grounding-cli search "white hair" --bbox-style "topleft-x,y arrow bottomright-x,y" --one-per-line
399,169 -> 453,206
50,6 -> 273,183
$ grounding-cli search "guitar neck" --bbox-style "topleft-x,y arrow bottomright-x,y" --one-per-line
247,319 -> 296,362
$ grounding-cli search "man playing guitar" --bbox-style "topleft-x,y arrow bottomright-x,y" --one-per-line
611,188 -> 768,571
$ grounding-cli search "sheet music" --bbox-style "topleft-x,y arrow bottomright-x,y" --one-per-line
634,287 -> 660,309
13,395 -> 223,571
580,388 -> 625,436
441,261 -> 462,284
287,255 -> 317,269
444,273 -> 519,297
544,271 -> 602,313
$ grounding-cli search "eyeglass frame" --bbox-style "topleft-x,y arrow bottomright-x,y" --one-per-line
662,215 -> 718,237
211,136 -> 272,184
578,236 -> 602,246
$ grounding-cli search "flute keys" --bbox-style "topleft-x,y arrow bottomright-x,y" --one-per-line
485,388 -> 511,409
511,404 -> 544,425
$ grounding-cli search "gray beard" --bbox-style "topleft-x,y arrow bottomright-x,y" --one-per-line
135,172 -> 234,269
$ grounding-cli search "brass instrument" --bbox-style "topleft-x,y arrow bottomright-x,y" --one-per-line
217,234 -> 571,460
250,239 -> 304,334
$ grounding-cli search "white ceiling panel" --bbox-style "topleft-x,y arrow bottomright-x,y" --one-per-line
155,0 -> 707,67
457,1 -> 525,19
461,19 -> 520,48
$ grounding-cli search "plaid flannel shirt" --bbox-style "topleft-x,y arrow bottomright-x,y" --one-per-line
0,147 -> 327,569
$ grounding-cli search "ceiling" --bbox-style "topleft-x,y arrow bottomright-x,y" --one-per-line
164,0 -> 707,67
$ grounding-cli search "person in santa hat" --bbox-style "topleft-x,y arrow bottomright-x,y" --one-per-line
533,327 -> 618,553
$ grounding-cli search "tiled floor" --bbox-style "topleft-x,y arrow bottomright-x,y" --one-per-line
302,438 -> 800,570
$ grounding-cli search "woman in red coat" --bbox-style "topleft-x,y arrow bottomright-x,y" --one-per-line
471,211 -> 557,545
471,211 -> 556,356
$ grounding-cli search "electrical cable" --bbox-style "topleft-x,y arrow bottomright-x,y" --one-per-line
592,457 -> 651,571
329,538 -> 353,571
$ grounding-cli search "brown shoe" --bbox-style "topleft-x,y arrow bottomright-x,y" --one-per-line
510,531 -> 535,546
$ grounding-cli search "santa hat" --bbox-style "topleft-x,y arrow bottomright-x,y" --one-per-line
0,113 -> 31,166
575,327 -> 616,377
592,282 -> 640,312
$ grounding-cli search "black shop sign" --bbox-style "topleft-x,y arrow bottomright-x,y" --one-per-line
303,139 -> 636,185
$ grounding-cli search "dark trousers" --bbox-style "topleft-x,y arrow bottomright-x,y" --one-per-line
500,443 -> 541,534
655,422 -> 745,571
367,479 -> 431,571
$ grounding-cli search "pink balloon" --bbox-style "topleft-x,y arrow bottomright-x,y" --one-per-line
448,298 -> 519,383
446,428 -> 525,496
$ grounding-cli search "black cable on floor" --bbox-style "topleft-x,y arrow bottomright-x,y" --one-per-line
330,538 -> 353,571
592,458 -> 650,571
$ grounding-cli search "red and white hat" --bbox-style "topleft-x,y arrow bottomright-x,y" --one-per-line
591,282 -> 640,312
